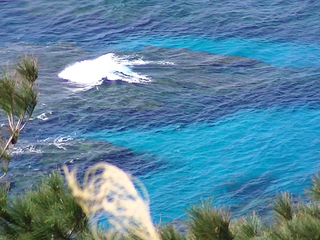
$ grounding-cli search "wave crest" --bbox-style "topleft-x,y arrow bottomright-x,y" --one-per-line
58,53 -> 163,90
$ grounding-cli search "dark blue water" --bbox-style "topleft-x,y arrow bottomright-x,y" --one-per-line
1,0 -> 320,222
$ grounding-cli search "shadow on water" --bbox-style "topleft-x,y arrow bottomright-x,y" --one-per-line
9,138 -> 163,193
60,46 -> 320,134
217,172 -> 277,217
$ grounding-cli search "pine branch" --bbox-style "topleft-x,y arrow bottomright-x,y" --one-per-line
271,192 -> 294,222
187,199 -> 233,240
0,55 -> 38,182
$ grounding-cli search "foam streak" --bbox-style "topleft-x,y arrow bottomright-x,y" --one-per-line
58,53 -> 159,89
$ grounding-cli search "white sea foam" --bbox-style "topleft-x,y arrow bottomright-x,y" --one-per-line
58,53 -> 173,89
13,145 -> 43,154
36,113 -> 48,121
53,137 -> 74,150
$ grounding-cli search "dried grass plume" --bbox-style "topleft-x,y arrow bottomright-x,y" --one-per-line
63,162 -> 160,240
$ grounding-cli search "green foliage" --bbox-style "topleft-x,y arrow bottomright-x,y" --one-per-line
16,56 -> 38,84
231,213 -> 260,240
298,202 -> 320,220
0,55 -> 38,180
0,56 -> 38,126
0,171 -> 90,240
187,200 -> 233,240
271,192 -> 294,222
307,174 -> 320,201
266,213 -> 320,240
160,225 -> 187,240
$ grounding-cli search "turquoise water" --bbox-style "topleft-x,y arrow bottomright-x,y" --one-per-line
1,0 -> 320,223
114,36 -> 320,67
83,106 -> 320,220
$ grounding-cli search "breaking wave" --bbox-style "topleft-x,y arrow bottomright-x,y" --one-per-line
58,53 -> 173,90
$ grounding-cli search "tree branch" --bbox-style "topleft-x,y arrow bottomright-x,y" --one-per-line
0,134 -> 13,160
0,172 -> 7,181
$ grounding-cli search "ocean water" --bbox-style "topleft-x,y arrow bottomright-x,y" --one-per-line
1,0 -> 320,223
